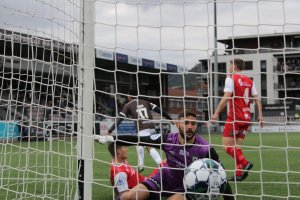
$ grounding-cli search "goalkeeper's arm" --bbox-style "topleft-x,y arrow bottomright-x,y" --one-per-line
208,147 -> 226,168
206,148 -> 234,199
222,184 -> 234,200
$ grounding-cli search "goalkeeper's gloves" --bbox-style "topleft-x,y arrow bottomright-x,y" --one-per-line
94,135 -> 114,144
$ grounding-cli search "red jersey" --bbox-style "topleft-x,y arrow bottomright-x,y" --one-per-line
224,74 -> 256,122
109,160 -> 145,193
109,160 -> 165,193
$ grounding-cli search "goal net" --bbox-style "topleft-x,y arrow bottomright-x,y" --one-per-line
0,0 -> 300,200
0,0 -> 80,199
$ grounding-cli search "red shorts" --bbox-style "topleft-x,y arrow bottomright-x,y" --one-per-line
223,119 -> 250,139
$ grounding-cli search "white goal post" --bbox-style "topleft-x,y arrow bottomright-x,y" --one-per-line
0,0 -> 300,200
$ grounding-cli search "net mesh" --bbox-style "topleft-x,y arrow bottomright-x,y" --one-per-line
0,0 -> 79,199
0,0 -> 300,200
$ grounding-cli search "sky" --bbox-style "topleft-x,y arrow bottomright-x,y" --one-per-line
0,0 -> 300,69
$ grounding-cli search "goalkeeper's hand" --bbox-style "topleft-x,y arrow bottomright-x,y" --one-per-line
94,135 -> 114,144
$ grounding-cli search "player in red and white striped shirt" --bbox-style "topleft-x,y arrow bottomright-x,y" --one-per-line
211,58 -> 264,181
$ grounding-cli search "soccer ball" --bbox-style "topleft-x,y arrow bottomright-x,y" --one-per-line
183,158 -> 227,200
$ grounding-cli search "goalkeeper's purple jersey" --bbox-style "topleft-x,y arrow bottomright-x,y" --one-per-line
114,132 -> 213,195
163,132 -> 210,181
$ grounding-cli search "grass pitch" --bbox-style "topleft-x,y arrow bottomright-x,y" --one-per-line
1,132 -> 300,200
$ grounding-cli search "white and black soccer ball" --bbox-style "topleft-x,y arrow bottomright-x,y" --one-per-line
183,158 -> 228,200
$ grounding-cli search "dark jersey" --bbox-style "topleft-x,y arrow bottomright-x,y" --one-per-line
119,99 -> 157,130
108,99 -> 172,134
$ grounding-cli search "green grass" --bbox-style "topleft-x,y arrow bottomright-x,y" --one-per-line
1,132 -> 300,199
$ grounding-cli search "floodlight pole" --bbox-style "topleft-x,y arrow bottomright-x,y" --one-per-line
77,0 -> 95,199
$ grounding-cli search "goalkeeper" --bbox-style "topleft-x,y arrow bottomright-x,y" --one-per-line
97,110 -> 234,200
106,89 -> 173,172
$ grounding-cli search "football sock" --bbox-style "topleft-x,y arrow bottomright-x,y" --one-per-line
236,163 -> 243,177
235,148 -> 248,166
137,146 -> 144,167
149,148 -> 162,166
226,147 -> 248,167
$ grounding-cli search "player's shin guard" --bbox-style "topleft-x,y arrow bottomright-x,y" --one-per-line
149,148 -> 162,166
137,146 -> 144,168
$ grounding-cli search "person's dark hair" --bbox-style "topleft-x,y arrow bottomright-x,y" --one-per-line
177,110 -> 197,119
107,142 -> 120,158
230,58 -> 245,70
